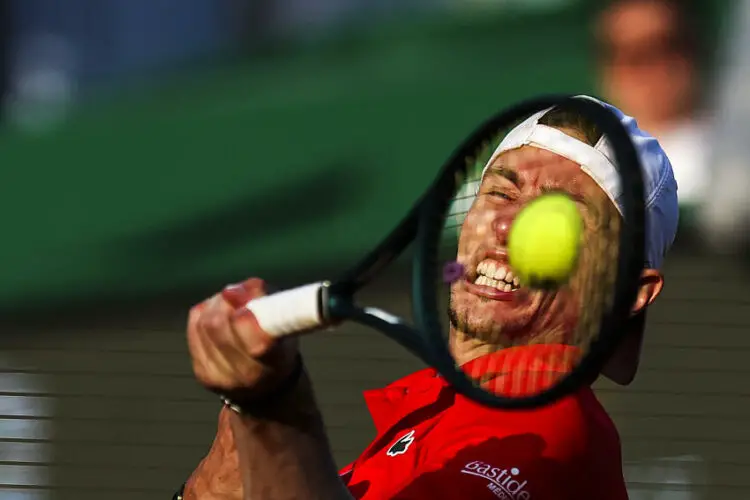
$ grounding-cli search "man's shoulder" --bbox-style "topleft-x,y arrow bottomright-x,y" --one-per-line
407,389 -> 624,499
383,367 -> 438,389
439,387 -> 619,455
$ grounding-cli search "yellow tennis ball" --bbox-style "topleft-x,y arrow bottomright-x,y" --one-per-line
508,193 -> 583,288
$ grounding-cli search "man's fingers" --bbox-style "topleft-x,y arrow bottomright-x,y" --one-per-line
221,278 -> 267,309
231,308 -> 275,357
188,301 -> 236,389
197,336 -> 244,390
187,290 -> 274,389
194,313 -> 256,390
186,278 -> 298,395
187,305 -> 211,384
221,284 -> 251,309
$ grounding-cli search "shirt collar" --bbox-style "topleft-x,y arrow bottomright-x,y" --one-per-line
459,343 -> 581,396
363,344 -> 580,431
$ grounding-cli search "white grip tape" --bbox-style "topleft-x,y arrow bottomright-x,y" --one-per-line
245,282 -> 326,338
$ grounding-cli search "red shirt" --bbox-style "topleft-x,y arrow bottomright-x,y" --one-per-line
339,344 -> 628,500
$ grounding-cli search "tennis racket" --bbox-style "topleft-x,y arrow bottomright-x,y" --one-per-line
244,95 -> 645,409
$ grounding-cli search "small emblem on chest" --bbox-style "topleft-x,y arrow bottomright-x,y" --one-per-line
386,430 -> 416,457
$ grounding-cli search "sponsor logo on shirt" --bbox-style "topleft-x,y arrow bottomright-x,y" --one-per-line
461,461 -> 531,499
387,430 -> 416,457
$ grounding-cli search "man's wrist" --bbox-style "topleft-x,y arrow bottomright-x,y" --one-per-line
172,483 -> 185,500
219,353 -> 310,418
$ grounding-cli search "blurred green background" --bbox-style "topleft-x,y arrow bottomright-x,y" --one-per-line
0,0 -> 725,310
2,1 -> 749,500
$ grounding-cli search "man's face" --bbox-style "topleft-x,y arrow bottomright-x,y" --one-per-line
449,144 -> 620,346
597,0 -> 695,128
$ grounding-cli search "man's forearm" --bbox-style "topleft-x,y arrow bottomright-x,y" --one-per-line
183,408 -> 243,500
229,372 -> 354,500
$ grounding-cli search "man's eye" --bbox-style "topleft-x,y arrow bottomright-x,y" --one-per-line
488,190 -> 511,200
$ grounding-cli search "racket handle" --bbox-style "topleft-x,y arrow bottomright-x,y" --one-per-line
245,282 -> 328,338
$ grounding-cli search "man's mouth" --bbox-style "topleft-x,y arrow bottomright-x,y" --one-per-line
473,259 -> 521,292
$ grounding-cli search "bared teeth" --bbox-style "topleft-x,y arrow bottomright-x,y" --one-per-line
473,259 -> 522,291
486,261 -> 497,278
473,275 -> 519,292
494,266 -> 507,281
477,261 -> 488,275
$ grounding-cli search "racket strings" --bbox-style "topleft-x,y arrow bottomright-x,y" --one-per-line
438,113 -> 628,401
570,206 -> 621,352
462,343 -> 574,397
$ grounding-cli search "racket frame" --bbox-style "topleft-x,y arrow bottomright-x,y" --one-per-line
244,95 -> 646,409
414,95 -> 646,408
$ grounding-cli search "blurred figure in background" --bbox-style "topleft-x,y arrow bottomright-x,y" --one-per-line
230,0 -> 277,52
698,0 -> 750,254
595,0 -> 708,215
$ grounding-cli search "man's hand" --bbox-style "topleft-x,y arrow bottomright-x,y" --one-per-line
183,278 -> 352,500
187,278 -> 299,400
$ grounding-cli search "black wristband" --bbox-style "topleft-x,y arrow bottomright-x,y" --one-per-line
219,353 -> 305,414
172,483 -> 185,500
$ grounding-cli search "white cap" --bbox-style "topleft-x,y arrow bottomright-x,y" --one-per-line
480,96 -> 679,269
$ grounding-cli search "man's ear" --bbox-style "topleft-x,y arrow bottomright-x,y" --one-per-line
602,269 -> 664,386
631,269 -> 664,316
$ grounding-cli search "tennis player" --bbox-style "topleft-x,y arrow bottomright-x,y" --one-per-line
176,99 -> 678,499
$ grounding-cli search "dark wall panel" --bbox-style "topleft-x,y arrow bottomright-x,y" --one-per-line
1,248 -> 749,499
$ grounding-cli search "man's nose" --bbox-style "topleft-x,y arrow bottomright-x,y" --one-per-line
492,215 -> 514,246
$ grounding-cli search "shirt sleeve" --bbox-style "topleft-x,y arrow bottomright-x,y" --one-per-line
581,428 -> 630,500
